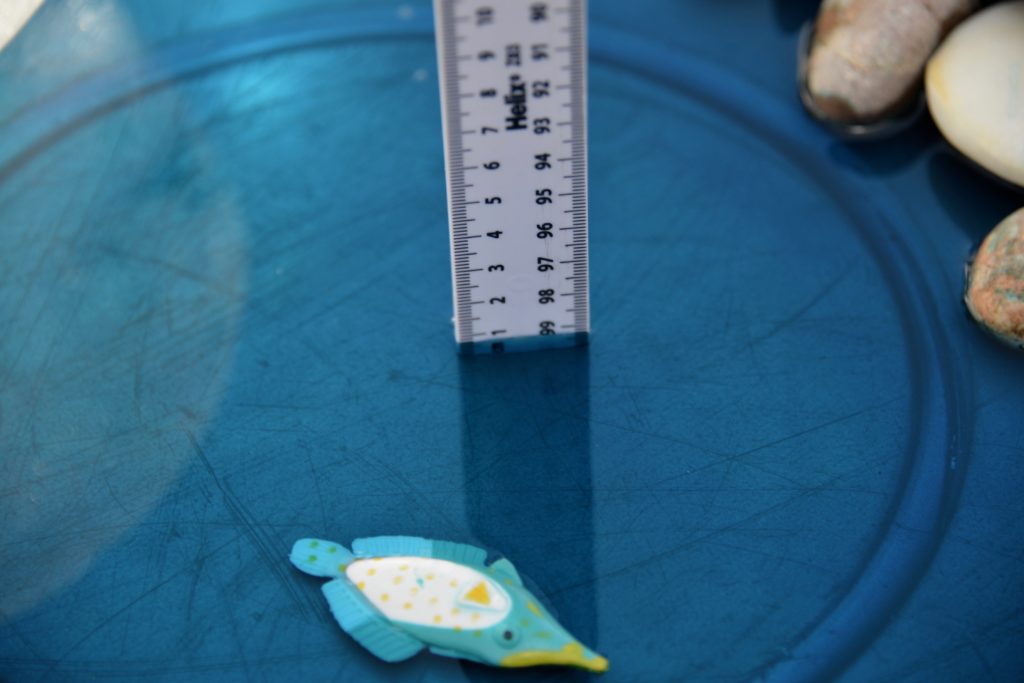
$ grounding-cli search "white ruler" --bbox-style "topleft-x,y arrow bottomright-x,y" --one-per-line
434,0 -> 589,353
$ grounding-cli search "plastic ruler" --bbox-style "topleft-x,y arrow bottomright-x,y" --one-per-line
433,0 -> 589,353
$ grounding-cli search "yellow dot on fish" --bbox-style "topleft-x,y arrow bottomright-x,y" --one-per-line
357,582 -> 365,590
381,593 -> 389,602
393,576 -> 403,585
404,602 -> 412,610
410,587 -> 419,595
337,564 -> 346,572
449,580 -> 458,588
471,613 -> 480,622
368,569 -> 376,576
429,597 -> 438,605
426,574 -> 435,580
451,608 -> 460,616
372,557 -> 383,562
433,615 -> 442,624
399,564 -> 409,571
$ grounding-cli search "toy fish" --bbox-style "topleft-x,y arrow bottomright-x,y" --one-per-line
289,535 -> 608,673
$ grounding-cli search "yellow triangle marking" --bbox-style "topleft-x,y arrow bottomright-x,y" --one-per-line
464,581 -> 491,606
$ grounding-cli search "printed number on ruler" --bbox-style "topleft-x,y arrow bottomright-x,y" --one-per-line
435,0 -> 589,346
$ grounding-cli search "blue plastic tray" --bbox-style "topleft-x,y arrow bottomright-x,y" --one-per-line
1,2 -> 1021,681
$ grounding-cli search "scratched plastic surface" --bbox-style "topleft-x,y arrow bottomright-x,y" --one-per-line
1,1 -> 1022,682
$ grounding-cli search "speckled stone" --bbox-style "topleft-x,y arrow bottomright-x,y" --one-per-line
807,0 -> 975,124
926,1 -> 1024,189
966,208 -> 1024,349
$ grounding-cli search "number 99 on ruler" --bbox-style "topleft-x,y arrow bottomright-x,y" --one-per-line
433,0 -> 589,354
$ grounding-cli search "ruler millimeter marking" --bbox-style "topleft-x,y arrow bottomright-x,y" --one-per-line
434,0 -> 589,353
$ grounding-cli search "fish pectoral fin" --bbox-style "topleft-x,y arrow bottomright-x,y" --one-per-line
462,581 -> 492,606
322,580 -> 423,662
430,646 -> 484,664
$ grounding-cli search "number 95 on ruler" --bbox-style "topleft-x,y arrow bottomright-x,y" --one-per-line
434,0 -> 589,354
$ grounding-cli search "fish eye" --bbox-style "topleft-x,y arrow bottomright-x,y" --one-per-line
494,625 -> 520,648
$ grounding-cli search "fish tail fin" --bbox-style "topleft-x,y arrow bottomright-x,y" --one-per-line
289,538 -> 354,577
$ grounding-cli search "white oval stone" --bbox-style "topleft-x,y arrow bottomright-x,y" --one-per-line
926,1 -> 1024,188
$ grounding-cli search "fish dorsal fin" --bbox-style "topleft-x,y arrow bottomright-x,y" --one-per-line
352,536 -> 432,558
352,536 -> 487,566
488,558 -> 522,586
432,539 -> 488,566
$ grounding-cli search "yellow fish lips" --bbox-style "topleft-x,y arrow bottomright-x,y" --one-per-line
500,642 -> 609,673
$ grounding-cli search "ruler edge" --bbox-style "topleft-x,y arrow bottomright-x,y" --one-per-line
434,0 -> 473,344
569,0 -> 590,337
433,0 -> 590,350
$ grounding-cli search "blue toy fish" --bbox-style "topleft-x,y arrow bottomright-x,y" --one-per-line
290,536 -> 608,673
